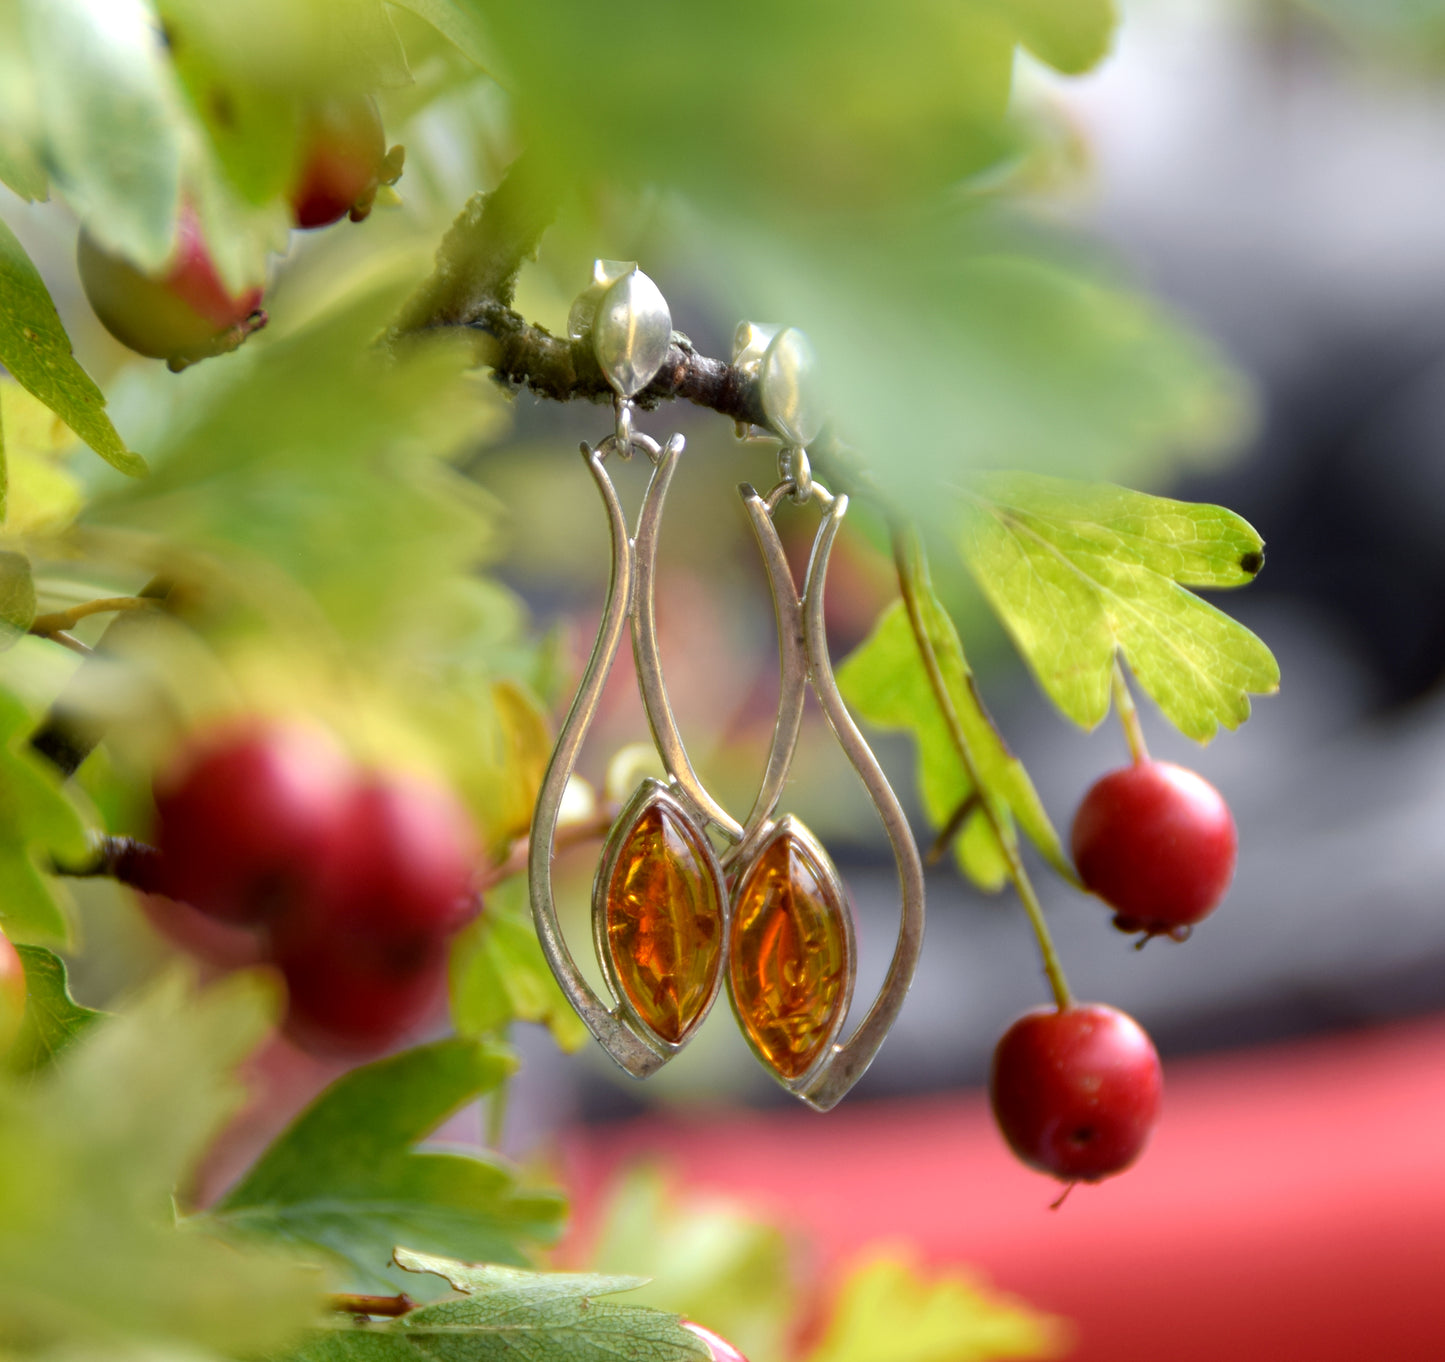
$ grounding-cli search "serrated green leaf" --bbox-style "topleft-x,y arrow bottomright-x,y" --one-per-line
0,0 -> 47,201
6,943 -> 107,1074
268,1251 -> 710,1362
588,1169 -> 795,1362
22,0 -> 187,271
209,1038 -> 566,1289
388,0 -> 492,67
802,1253 -> 1064,1362
0,216 -> 145,477
0,970 -> 328,1355
0,549 -> 35,644
837,584 -> 1072,891
0,686 -> 89,945
451,878 -> 589,1052
959,473 -> 1280,741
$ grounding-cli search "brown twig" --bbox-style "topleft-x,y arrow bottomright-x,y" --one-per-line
330,1293 -> 416,1319
52,835 -> 166,893
476,807 -> 616,892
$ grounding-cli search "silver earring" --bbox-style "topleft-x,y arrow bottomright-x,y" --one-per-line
529,267 -> 925,1110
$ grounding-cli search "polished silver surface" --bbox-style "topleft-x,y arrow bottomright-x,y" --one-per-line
794,489 -> 927,1112
529,436 -> 673,1077
759,326 -> 825,449
567,259 -> 635,341
632,440 -> 746,839
591,777 -> 730,1054
592,266 -> 673,399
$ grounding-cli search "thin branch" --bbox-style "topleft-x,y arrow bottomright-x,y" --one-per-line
476,807 -> 616,892
892,528 -> 1073,1012
29,577 -> 172,779
52,835 -> 166,894
330,1294 -> 416,1319
1111,659 -> 1150,765
30,595 -> 154,636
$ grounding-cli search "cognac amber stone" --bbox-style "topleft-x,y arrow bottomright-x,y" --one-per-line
729,829 -> 850,1080
605,802 -> 724,1044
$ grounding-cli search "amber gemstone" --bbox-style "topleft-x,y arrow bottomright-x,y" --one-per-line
605,802 -> 724,1044
729,828 -> 851,1081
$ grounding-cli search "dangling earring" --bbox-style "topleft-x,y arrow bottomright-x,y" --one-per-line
720,323 -> 924,1110
528,268 -> 925,1109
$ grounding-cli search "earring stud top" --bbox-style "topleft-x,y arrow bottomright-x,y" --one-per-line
570,261 -> 673,399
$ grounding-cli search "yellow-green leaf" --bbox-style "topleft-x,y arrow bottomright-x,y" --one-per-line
0,217 -> 145,476
803,1253 -> 1066,1362
960,473 -> 1279,741
837,584 -> 1072,892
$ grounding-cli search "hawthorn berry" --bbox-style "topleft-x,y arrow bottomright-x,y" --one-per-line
0,929 -> 26,1056
681,1322 -> 749,1362
1071,760 -> 1237,940
989,1003 -> 1162,1184
298,770 -> 481,947
289,94 -> 400,229
265,768 -> 479,1053
77,203 -> 267,370
152,719 -> 352,927
274,931 -> 449,1054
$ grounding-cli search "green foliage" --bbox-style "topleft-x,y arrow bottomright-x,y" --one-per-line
0,215 -> 143,476
959,474 -> 1280,741
0,970 -> 329,1356
87,295 -> 504,645
588,1169 -> 796,1362
265,1249 -> 709,1362
838,578 -> 1071,892
0,688 -> 89,945
388,0 -> 493,68
802,1254 -> 1064,1362
451,877 -> 589,1051
0,549 -> 35,643
208,1038 -> 566,1290
6,943 -> 107,1074
0,380 -> 86,536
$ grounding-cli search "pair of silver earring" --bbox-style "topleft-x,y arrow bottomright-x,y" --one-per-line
528,263 -> 924,1112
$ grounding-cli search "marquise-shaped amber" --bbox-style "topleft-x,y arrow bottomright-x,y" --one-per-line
605,802 -> 724,1044
729,828 -> 850,1081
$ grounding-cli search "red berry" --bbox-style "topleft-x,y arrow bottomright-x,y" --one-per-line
152,720 -> 352,927
681,1322 -> 749,1362
77,203 -> 267,369
0,929 -> 27,1056
1071,760 -> 1237,939
289,95 -> 391,229
299,770 -> 481,947
275,931 -> 447,1055
989,1003 -> 1163,1183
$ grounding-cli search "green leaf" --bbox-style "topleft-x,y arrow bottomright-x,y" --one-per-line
802,1253 -> 1064,1362
959,473 -> 1280,741
450,878 -> 589,1051
21,0 -> 187,271
0,0 -> 48,201
0,549 -> 35,644
975,0 -> 1118,74
209,1038 -> 566,1289
388,0 -> 493,66
0,380 -> 86,537
0,216 -> 145,476
0,686 -> 89,945
837,587 -> 1072,892
0,971 -> 329,1355
588,1169 -> 796,1362
268,1250 -> 710,1362
87,290 -> 502,643
6,943 -> 107,1074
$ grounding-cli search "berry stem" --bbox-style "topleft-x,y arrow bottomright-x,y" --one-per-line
892,530 -> 1073,1011
1111,660 -> 1150,766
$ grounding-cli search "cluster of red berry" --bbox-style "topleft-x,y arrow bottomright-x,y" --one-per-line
151,719 -> 478,1053
989,757 -> 1237,1187
78,94 -> 398,370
